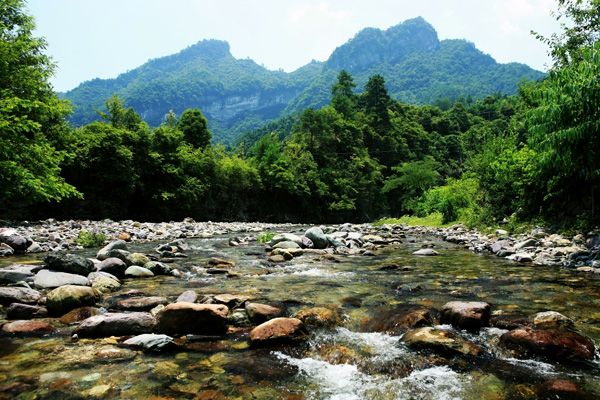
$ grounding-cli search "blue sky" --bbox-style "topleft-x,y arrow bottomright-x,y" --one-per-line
27,0 -> 561,92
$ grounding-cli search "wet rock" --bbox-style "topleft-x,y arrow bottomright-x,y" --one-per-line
271,248 -> 294,260
532,311 -> 575,331
0,242 -> 14,256
489,314 -> 530,330
143,261 -> 172,275
249,317 -> 308,346
294,307 -> 341,328
0,287 -> 41,305
0,264 -> 39,284
490,240 -> 512,254
227,309 -> 251,326
118,232 -> 131,241
208,257 -> 235,268
212,294 -> 248,308
401,327 -> 483,357
155,303 -> 229,335
507,253 -> 533,263
76,312 -> 156,337
46,285 -> 102,315
176,290 -> 197,303
1,320 -> 55,335
126,252 -> 150,266
88,272 -> 121,293
124,265 -> 154,277
272,241 -> 300,250
540,379 -> 584,399
122,333 -> 175,351
514,238 -> 539,250
363,305 -> 434,334
34,269 -> 90,289
59,307 -> 102,325
96,240 -> 128,261
413,248 -> 439,256
0,229 -> 29,252
440,301 -> 491,332
500,327 -> 596,363
115,296 -> 168,311
245,302 -> 283,323
268,255 -> 286,263
268,233 -> 303,247
6,303 -> 48,319
304,227 -> 328,249
96,257 -> 127,277
44,253 -> 95,276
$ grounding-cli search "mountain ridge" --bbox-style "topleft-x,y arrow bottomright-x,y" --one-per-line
63,17 -> 545,143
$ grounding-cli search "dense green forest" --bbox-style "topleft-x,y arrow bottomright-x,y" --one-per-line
1,0 -> 598,229
62,17 -> 544,144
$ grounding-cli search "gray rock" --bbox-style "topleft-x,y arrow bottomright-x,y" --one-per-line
96,240 -> 128,260
507,253 -> 533,263
413,248 -> 439,256
272,240 -> 300,249
268,233 -> 303,247
533,311 -> 575,331
514,238 -> 539,250
490,240 -> 512,254
0,229 -> 29,252
7,303 -> 48,319
176,290 -> 197,303
44,253 -> 95,276
76,312 -> 156,337
0,287 -> 41,305
96,257 -> 127,277
46,285 -> 102,315
124,265 -> 154,277
34,269 -> 90,289
115,296 -> 168,311
304,227 -> 328,249
122,333 -> 174,351
143,261 -> 172,275
88,271 -> 121,293
0,243 -> 14,256
26,242 -> 43,253
326,235 -> 346,248
0,264 -> 39,284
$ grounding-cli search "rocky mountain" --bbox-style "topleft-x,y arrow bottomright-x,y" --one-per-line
63,17 -> 545,143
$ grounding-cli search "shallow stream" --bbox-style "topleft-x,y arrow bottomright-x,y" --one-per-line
1,229 -> 599,399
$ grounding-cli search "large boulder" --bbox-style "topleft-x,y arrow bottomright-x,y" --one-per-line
96,257 -> 127,277
249,317 -> 308,346
0,264 -> 39,284
1,320 -> 55,335
6,303 -> 48,319
361,305 -> 434,335
268,233 -> 303,248
124,265 -> 154,278
500,328 -> 596,364
440,301 -> 491,332
34,269 -> 90,289
0,228 -> 30,252
155,303 -> 229,335
126,253 -> 151,267
0,287 -> 41,305
44,254 -> 95,276
59,306 -> 102,325
88,272 -> 121,293
96,240 -> 128,261
245,303 -> 283,324
401,327 -> 483,357
75,312 -> 156,337
294,307 -> 342,328
46,285 -> 102,315
304,227 -> 328,249
272,241 -> 301,250
115,296 -> 168,311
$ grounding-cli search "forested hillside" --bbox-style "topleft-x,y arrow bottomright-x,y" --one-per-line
63,18 -> 544,143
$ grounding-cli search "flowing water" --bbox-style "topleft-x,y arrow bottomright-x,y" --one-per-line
1,230 -> 599,399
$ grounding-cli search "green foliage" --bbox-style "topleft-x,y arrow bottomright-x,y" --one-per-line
383,156 -> 441,213
178,108 -> 211,148
418,177 -> 480,224
257,232 -> 276,243
374,213 -> 451,227
0,0 -> 79,213
75,230 -> 107,248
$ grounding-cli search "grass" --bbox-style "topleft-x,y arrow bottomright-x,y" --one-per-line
256,231 -> 276,244
374,212 -> 455,228
75,230 -> 107,248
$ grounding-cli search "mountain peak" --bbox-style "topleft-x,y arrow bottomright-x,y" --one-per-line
181,39 -> 232,61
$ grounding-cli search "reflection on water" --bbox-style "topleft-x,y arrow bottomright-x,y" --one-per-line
1,232 -> 599,399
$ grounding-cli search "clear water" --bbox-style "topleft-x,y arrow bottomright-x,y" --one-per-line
1,230 -> 599,399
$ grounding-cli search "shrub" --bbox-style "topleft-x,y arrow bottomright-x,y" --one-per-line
76,230 -> 107,248
257,231 -> 276,244
418,177 -> 480,224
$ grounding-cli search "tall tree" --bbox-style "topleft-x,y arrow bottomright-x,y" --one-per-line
177,108 -> 211,148
0,0 -> 78,212
331,70 -> 357,117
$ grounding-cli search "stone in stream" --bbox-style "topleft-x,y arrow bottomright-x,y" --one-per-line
46,285 -> 102,315
115,296 -> 168,311
76,312 -> 156,337
401,327 -> 483,357
34,269 -> 90,289
208,257 -> 235,268
268,254 -> 286,263
294,307 -> 342,328
304,227 -> 328,249
96,257 -> 127,277
176,290 -> 198,303
6,303 -> 48,319
96,240 -> 128,261
0,229 -> 30,252
1,320 -> 55,335
412,248 -> 439,256
126,253 -> 151,267
272,241 -> 300,250
44,253 -> 95,276
440,301 -> 491,332
362,305 -> 435,335
228,309 -> 251,327
490,239 -> 512,254
500,327 -> 596,363
143,261 -> 172,275
59,306 -> 102,325
245,303 -> 283,323
532,311 -> 575,331
88,272 -> 121,293
0,264 -> 39,284
155,303 -> 229,335
124,265 -> 154,277
122,333 -> 175,352
212,294 -> 248,308
0,287 -> 41,306
249,317 -> 308,346
507,253 -> 534,263
0,242 -> 14,256
268,233 -> 304,247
